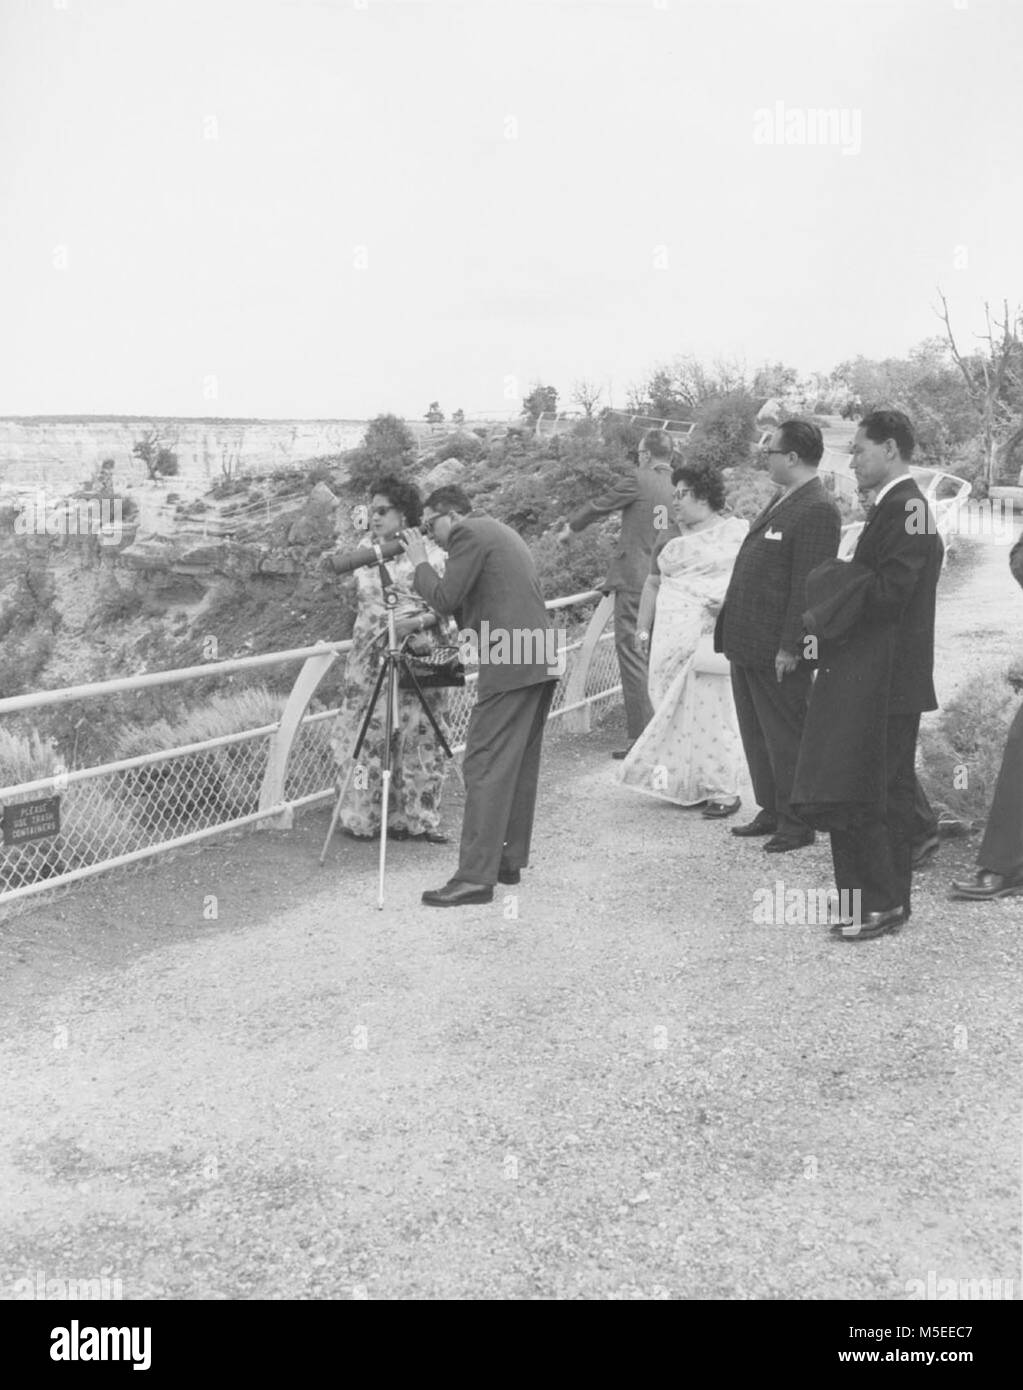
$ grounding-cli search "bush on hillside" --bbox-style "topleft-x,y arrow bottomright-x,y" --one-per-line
919,668 -> 1019,822
429,432 -> 486,465
686,391 -> 758,471
343,414 -> 419,493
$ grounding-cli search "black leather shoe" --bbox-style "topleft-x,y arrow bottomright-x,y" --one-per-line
830,906 -> 905,940
702,797 -> 741,819
611,745 -> 635,760
497,867 -> 521,885
949,868 -> 1023,900
764,831 -> 814,853
731,813 -> 778,838
911,834 -> 940,868
397,829 -> 450,844
421,878 -> 494,907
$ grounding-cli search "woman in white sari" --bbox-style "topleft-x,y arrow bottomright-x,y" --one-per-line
617,461 -> 749,813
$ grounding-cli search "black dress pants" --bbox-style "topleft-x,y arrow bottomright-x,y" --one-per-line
614,588 -> 653,741
830,712 -> 920,918
730,661 -> 813,839
977,700 -> 1023,875
456,680 -> 556,885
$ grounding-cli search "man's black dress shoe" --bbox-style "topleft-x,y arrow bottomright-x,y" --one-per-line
421,878 -> 494,907
611,745 -> 635,760
763,831 -> 814,853
949,868 -> 1023,900
497,867 -> 521,885
830,906 -> 905,940
731,813 -> 778,838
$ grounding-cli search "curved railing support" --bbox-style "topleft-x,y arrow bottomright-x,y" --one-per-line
257,646 -> 340,829
561,592 -> 616,733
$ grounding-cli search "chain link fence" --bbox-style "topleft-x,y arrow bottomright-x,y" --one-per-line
0,595 -> 619,907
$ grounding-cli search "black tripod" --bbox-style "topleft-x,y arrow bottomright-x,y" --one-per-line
319,561 -> 461,908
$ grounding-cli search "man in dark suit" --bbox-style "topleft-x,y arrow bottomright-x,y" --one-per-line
802,409 -> 944,939
401,486 -> 558,907
559,429 -> 675,758
714,418 -> 842,851
951,531 -> 1023,901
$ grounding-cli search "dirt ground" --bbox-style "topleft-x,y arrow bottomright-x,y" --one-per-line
0,535 -> 1019,1300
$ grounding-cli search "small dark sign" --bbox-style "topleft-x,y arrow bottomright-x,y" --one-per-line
3,796 -> 62,846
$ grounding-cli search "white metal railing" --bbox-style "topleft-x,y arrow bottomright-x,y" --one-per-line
0,591 -> 619,907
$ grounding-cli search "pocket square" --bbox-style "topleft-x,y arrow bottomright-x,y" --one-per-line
764,528 -> 783,540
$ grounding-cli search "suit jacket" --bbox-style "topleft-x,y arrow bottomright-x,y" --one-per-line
412,512 -> 555,699
792,561 -> 892,823
714,476 -> 842,667
845,475 -> 943,714
1011,532 -> 1023,591
568,464 -> 675,592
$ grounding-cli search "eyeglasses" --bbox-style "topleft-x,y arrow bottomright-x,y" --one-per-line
422,513 -> 444,534
673,488 -> 693,500
763,449 -> 790,458
371,504 -> 396,516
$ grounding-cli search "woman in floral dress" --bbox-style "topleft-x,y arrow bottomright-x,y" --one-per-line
329,475 -> 452,841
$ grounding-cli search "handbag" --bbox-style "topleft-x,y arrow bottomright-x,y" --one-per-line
691,630 -> 731,676
398,630 -> 466,689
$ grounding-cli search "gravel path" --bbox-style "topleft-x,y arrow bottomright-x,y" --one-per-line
0,535 -> 1020,1301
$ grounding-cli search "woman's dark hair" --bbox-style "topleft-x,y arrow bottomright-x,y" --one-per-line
370,474 -> 423,527
671,460 -> 726,512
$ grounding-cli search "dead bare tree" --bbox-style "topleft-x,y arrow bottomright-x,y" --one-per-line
935,292 -> 1023,485
571,379 -> 603,418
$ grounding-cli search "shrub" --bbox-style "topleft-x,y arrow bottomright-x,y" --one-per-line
430,432 -> 485,465
919,667 -> 1020,822
724,468 -> 776,521
531,527 -> 615,600
114,686 -> 288,826
686,391 -> 758,471
342,415 -> 419,494
0,729 -> 138,885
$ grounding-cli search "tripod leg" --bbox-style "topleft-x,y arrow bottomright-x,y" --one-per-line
377,655 -> 399,910
319,656 -> 389,866
318,759 -> 358,866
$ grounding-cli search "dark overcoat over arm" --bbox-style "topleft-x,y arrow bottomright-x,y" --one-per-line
568,473 -> 640,531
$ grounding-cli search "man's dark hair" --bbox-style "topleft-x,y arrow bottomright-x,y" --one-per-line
424,485 -> 472,516
777,418 -> 824,466
860,408 -> 915,461
639,428 -> 674,462
370,474 -> 423,527
671,460 -> 726,512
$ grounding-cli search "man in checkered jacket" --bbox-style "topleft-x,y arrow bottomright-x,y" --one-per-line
713,418 -> 842,852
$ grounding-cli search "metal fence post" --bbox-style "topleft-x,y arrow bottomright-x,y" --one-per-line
561,592 -> 615,733
257,647 -> 339,829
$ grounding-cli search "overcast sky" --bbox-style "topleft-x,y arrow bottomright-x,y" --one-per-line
2,0 -> 1021,419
